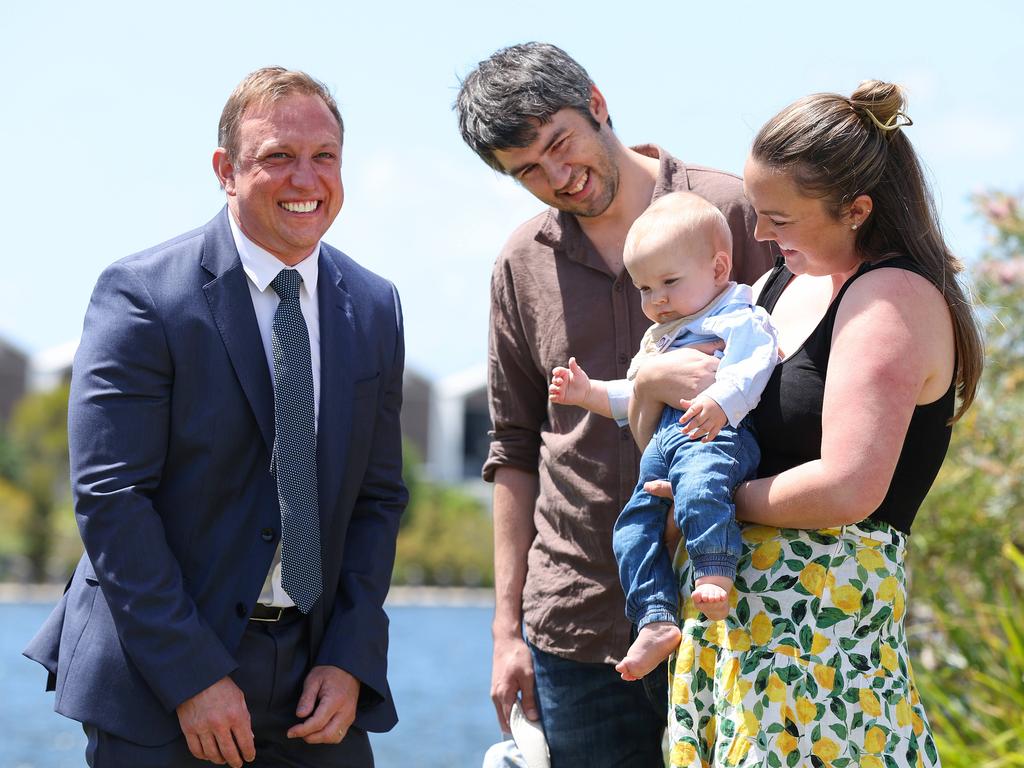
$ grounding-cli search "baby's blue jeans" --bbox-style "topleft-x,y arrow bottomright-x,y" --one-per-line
613,406 -> 759,628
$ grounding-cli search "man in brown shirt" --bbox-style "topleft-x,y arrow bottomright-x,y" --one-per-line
456,42 -> 774,766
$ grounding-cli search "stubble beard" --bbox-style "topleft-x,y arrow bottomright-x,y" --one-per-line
560,127 -> 621,219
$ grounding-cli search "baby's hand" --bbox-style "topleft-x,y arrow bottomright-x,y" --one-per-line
678,395 -> 728,442
549,357 -> 591,407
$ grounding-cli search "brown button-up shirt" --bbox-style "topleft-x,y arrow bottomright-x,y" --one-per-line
483,145 -> 776,663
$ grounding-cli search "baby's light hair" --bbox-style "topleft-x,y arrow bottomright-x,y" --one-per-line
624,191 -> 732,270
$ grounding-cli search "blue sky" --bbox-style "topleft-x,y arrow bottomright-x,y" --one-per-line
2,1 -> 1021,379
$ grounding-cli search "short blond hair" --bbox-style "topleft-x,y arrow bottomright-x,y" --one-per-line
625,191 -> 732,269
218,67 -> 343,161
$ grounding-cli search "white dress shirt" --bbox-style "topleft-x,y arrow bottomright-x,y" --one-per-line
228,213 -> 322,607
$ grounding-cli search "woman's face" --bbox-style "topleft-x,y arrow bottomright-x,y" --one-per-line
742,156 -> 862,277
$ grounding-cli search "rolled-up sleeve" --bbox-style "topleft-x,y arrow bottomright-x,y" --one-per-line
482,253 -> 547,482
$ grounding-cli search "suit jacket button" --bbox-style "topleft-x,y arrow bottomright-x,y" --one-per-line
236,602 -> 247,618
261,528 -> 274,542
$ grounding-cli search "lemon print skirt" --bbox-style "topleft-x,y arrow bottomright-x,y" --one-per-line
667,521 -> 940,768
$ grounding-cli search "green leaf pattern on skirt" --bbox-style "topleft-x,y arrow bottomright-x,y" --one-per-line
667,521 -> 940,768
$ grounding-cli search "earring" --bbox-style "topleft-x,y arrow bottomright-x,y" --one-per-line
851,223 -> 859,230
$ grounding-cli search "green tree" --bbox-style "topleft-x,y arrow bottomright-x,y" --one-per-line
913,192 -> 1024,599
4,382 -> 71,581
393,442 -> 494,586
911,191 -> 1024,764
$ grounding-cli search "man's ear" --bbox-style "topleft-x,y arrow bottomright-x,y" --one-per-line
212,148 -> 236,194
589,85 -> 610,125
713,250 -> 732,284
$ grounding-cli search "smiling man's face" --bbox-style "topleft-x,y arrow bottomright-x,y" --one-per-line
215,93 -> 343,265
492,96 -> 621,220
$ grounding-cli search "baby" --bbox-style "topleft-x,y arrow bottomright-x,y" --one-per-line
549,191 -> 777,681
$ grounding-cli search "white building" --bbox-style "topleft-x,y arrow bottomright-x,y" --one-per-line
426,364 -> 489,486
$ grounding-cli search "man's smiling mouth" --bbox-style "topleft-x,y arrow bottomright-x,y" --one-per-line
562,170 -> 588,196
280,201 -> 319,213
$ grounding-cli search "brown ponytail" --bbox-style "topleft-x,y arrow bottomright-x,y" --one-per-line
752,81 -> 984,421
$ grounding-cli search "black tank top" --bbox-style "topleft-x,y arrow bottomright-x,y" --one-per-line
753,256 -> 955,533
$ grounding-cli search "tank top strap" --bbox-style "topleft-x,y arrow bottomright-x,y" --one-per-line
809,254 -> 928,333
832,253 -> 925,312
755,258 -> 791,313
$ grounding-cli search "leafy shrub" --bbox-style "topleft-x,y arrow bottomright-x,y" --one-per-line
910,191 -> 1024,764
913,544 -> 1024,766
393,442 -> 493,586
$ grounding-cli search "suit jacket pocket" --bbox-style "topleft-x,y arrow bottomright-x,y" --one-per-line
82,557 -> 99,586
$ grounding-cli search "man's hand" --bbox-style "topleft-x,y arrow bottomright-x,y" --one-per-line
549,357 -> 591,407
491,634 -> 538,733
632,346 -> 720,408
678,395 -> 728,442
176,676 -> 255,768
287,666 -> 360,744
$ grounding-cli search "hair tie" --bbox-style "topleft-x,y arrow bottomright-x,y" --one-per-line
861,107 -> 913,133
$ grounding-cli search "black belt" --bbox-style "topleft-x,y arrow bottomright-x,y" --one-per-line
249,604 -> 302,623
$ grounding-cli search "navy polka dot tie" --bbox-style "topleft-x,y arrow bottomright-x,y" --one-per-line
270,269 -> 322,613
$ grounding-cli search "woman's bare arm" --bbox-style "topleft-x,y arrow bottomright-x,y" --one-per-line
736,268 -> 954,528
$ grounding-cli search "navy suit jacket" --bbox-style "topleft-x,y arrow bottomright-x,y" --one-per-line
24,208 -> 407,745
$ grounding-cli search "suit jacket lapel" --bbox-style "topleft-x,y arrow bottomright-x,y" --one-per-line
201,209 -> 275,455
316,248 -> 355,529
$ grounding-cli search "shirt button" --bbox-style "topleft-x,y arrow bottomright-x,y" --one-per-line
621,430 -> 631,440
235,602 -> 248,618
618,353 -> 629,364
614,283 -> 624,292
261,528 -> 274,542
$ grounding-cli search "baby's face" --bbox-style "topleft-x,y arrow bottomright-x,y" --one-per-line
627,241 -> 726,324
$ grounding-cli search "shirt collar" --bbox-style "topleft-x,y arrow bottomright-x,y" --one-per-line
228,212 -> 320,296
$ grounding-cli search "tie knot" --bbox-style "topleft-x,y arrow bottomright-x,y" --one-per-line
271,269 -> 303,302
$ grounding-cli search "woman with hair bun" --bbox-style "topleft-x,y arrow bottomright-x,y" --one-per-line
664,81 -> 983,767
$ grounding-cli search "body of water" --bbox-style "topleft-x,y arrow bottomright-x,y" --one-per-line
2,600 -> 501,767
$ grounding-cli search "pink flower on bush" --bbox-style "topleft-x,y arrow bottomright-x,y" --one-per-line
979,257 -> 1024,286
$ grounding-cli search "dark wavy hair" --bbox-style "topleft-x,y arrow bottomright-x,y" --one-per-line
454,42 -> 611,172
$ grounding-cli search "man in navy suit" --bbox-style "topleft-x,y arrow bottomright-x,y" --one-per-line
24,67 -> 407,767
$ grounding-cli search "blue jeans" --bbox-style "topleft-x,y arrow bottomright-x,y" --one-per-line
529,643 -> 665,767
613,407 -> 758,628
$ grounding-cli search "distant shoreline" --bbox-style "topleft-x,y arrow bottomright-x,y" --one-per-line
0,582 -> 495,607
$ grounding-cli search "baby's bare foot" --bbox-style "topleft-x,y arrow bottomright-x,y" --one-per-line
693,579 -> 731,621
615,621 -> 681,681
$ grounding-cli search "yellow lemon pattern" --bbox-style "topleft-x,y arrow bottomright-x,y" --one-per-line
830,584 -> 863,615
857,546 -> 886,572
765,673 -> 786,703
864,725 -> 887,753
751,540 -> 781,570
750,611 -> 773,646
799,562 -> 827,597
666,520 -> 940,767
